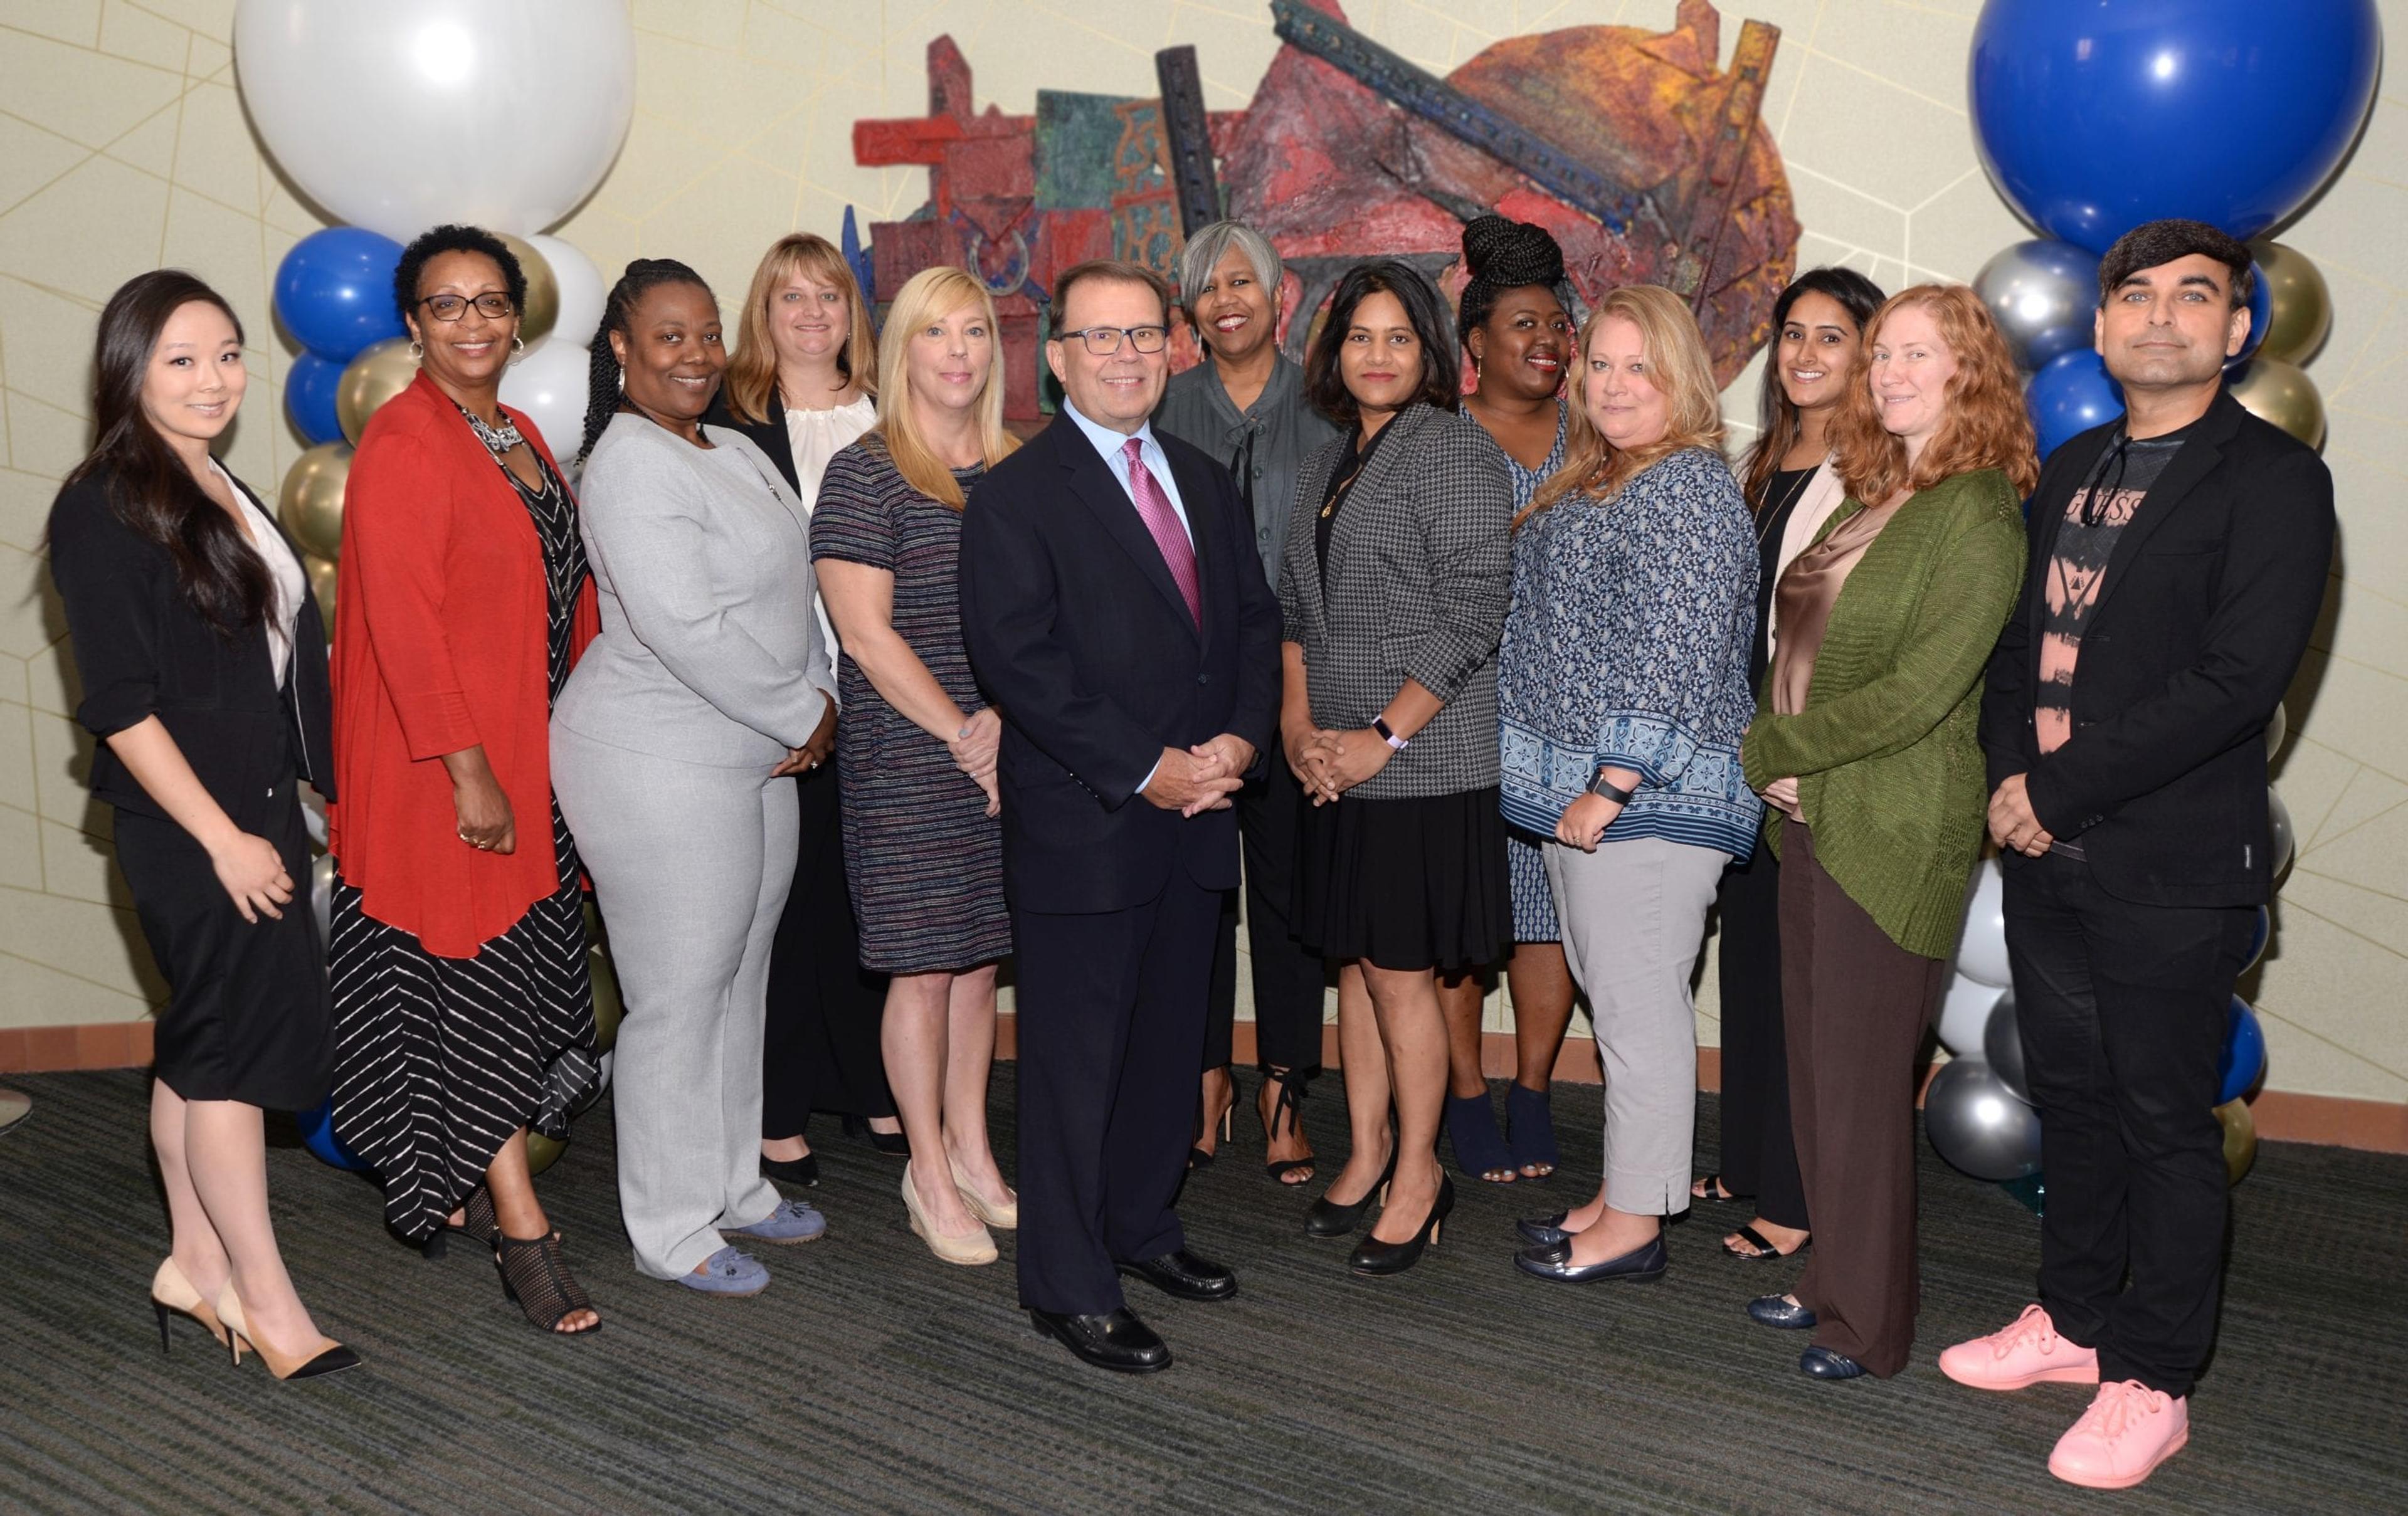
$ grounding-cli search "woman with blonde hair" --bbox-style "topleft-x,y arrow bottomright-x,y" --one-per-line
1497,285 -> 1763,1285
1739,283 -> 2033,1379
811,266 -> 1022,1265
707,233 -> 903,1184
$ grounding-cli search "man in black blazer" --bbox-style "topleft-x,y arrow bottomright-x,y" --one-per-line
1952,220 -> 2335,1490
960,260 -> 1281,1372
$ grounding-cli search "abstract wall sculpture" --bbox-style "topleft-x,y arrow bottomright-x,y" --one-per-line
853,0 -> 1800,425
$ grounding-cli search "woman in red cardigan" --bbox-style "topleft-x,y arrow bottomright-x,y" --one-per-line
329,225 -> 604,1335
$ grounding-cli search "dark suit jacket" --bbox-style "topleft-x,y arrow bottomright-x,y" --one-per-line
1980,388 -> 2335,907
959,411 -> 1282,914
48,467 -> 334,831
704,389 -> 800,495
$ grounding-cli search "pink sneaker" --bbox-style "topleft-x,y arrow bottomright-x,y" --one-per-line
1938,1303 -> 2100,1390
2049,1381 -> 2190,1489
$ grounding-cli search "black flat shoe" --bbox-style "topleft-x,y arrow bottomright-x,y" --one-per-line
1116,1248 -> 1237,1302
842,1115 -> 909,1157
1800,1345 -> 1867,1379
1515,1210 -> 1572,1248
1747,1293 -> 1817,1329
1028,1306 -> 1171,1373
1305,1144 -> 1397,1240
1514,1233 -> 1667,1284
1723,1223 -> 1810,1261
1348,1174 -> 1453,1277
761,1153 -> 819,1187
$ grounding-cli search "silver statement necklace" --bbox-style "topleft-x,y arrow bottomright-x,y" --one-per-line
456,401 -> 526,458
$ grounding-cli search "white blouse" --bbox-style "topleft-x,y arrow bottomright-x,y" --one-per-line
214,459 -> 306,687
781,392 -> 877,653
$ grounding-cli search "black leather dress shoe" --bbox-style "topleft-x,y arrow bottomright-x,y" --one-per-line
1513,1233 -> 1667,1284
1515,1210 -> 1571,1248
1028,1307 -> 1171,1373
1799,1345 -> 1867,1380
1747,1293 -> 1817,1330
1115,1249 -> 1237,1302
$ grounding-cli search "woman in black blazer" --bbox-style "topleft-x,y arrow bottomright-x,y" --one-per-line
46,271 -> 355,1379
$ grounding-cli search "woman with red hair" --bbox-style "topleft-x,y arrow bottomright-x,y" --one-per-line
1736,285 -> 2035,1381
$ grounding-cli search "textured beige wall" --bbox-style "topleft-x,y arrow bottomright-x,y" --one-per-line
1,1 -> 2400,1105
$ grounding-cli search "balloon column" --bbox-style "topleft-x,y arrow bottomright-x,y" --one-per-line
1967,0 -> 2377,460
240,0 -> 636,1172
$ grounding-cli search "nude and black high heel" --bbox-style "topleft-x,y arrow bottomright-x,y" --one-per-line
149,1258 -> 230,1357
1348,1172 -> 1454,1277
214,1286 -> 361,1380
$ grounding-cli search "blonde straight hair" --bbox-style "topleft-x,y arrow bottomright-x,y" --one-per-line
875,266 -> 1018,509
1521,283 -> 1724,528
723,233 -> 878,425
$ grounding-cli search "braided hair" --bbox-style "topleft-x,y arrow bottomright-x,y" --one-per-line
578,257 -> 715,463
1456,214 -> 1570,339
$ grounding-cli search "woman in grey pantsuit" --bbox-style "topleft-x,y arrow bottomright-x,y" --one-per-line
552,261 -> 838,1297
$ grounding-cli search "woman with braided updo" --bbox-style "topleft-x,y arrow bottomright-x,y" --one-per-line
551,260 -> 839,1298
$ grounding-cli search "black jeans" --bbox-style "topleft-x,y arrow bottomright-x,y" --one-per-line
1204,760 -> 1330,1074
2004,849 -> 2254,1398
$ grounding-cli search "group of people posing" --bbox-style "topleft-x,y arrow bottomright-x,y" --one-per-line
51,204 -> 2328,1492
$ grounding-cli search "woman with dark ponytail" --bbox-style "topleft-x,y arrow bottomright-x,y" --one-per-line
552,260 -> 838,1297
48,270 -> 356,1379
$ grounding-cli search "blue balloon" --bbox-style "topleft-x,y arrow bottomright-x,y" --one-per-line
296,1097 -> 372,1172
2243,905 -> 2271,972
2217,996 -> 2268,1105
2026,348 -> 2124,461
273,226 -> 406,361
2229,261 -> 2275,368
1970,0 -> 2382,253
283,352 -> 345,445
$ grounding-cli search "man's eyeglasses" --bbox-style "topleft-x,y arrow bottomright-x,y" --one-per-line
419,293 -> 515,322
1057,325 -> 1169,356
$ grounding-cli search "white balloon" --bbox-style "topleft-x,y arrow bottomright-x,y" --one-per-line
1953,856 -> 2012,989
234,1 -> 635,240
499,337 -> 591,463
529,234 -> 606,350
1935,972 -> 2005,1058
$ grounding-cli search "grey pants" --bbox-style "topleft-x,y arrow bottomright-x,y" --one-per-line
553,726 -> 799,1279
1544,834 -> 1727,1216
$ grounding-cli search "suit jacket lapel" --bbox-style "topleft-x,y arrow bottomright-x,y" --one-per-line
2081,390 -> 2239,629
1054,415 -> 1201,644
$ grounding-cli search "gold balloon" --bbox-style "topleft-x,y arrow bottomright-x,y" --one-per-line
2247,241 -> 2333,366
2227,357 -> 2325,451
497,231 -> 558,347
335,336 -> 418,446
2216,1098 -> 2258,1186
525,1130 -> 567,1177
278,441 -> 353,561
303,551 -> 337,628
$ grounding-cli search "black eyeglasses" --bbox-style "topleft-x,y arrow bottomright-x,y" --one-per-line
418,293 -> 515,322
1057,325 -> 1169,356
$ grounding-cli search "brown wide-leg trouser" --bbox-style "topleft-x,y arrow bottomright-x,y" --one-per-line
1780,819 -> 1949,1379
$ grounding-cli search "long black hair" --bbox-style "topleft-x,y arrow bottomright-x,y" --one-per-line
63,270 -> 270,638
577,258 -> 714,463
1304,260 -> 1460,426
1738,265 -> 1887,511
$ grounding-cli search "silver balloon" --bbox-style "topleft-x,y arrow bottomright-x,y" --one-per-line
1925,1058 -> 2042,1182
2264,701 -> 2289,762
2268,786 -> 2294,880
1980,993 -> 2030,1103
310,854 -> 336,945
1936,971 -> 2005,1057
1975,240 -> 2101,371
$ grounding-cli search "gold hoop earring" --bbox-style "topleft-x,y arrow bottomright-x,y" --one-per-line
408,340 -> 423,361
512,335 -> 525,356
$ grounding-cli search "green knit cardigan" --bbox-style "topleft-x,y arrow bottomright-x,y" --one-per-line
1741,468 -> 2027,958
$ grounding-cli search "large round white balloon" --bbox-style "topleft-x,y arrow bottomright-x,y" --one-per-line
529,234 -> 606,350
234,1 -> 635,240
499,337 -> 591,463
1954,856 -> 2012,988
1935,972 -> 2005,1057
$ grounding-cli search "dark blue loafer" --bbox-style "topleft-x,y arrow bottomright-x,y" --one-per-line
1514,1234 -> 1667,1284
1748,1293 -> 1817,1330
1515,1211 -> 1572,1248
1800,1345 -> 1867,1379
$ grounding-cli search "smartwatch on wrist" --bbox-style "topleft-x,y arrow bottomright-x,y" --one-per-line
1373,717 -> 1408,752
1588,769 -> 1635,804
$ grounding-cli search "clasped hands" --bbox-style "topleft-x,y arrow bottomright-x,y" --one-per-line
1986,772 -> 2052,858
1282,724 -> 1393,806
1145,734 -> 1256,816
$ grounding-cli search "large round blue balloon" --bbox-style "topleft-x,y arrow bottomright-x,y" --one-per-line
2026,348 -> 2124,461
296,1096 -> 372,1172
283,352 -> 345,445
2242,904 -> 2272,972
2229,260 -> 2275,368
2217,996 -> 2268,1105
1970,0 -> 2382,253
273,226 -> 406,361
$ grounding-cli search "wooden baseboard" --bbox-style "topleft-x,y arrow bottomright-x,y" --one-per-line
7,1014 -> 2399,1155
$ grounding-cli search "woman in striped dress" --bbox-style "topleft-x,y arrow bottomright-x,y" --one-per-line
329,226 -> 601,1335
811,266 -> 1020,1266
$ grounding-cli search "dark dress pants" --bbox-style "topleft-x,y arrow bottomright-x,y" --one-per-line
1015,871 -> 1220,1315
761,760 -> 894,1136
1713,835 -> 1809,1230
2005,848 -> 2254,1398
1205,760 -> 1330,1073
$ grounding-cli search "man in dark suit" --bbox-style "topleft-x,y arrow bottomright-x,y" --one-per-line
960,260 -> 1282,1372
1945,220 -> 2335,1491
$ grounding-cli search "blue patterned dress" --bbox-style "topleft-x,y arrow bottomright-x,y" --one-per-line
1486,406 -> 1568,942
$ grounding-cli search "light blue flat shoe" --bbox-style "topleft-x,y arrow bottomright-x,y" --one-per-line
677,1246 -> 769,1297
727,1198 -> 826,1246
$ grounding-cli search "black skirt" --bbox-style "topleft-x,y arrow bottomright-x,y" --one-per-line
1295,785 -> 1511,972
115,785 -> 332,1112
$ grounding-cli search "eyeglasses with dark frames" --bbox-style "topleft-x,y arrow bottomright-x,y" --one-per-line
418,292 -> 515,322
1057,324 -> 1170,356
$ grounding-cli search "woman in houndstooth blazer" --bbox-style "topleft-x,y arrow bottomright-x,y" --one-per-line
1277,260 -> 1513,1278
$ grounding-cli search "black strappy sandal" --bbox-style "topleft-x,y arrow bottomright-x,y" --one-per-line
1722,1223 -> 1812,1261
1259,1066 -> 1317,1185
494,1231 -> 601,1334
422,1186 -> 500,1260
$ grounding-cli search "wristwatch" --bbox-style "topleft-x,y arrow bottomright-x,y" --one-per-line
1588,769 -> 1635,804
1373,717 -> 1408,752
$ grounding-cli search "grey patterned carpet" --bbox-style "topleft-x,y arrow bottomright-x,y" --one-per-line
1,1067 -> 2402,1514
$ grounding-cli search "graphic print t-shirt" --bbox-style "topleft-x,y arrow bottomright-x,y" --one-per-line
2036,427 -> 2192,754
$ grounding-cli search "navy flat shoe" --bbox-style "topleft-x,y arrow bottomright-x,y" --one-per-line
1800,1345 -> 1867,1379
1514,1211 -> 1571,1248
1513,1234 -> 1667,1284
1747,1293 -> 1817,1330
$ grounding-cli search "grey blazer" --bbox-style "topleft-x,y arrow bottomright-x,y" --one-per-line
1277,402 -> 1513,800
553,414 -> 835,768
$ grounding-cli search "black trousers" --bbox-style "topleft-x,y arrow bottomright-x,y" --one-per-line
1014,873 -> 1218,1316
1713,834 -> 1808,1230
761,761 -> 894,1136
1205,761 -> 1330,1073
2005,849 -> 2254,1399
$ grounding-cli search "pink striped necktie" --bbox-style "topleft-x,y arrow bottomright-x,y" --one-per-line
1123,436 -> 1201,626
